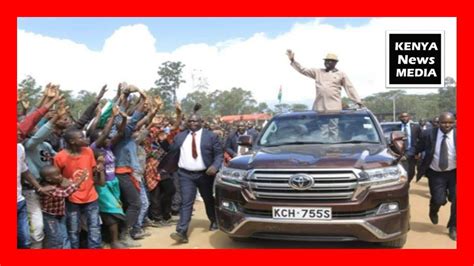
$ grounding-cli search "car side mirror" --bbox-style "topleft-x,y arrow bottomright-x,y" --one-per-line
389,131 -> 406,156
238,135 -> 253,147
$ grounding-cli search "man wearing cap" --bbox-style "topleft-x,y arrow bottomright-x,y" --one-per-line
287,50 -> 364,140
286,49 -> 363,112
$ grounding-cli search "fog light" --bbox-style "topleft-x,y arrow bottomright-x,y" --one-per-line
376,202 -> 399,215
221,200 -> 238,213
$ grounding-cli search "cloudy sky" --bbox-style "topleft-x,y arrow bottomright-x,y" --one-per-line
17,17 -> 456,108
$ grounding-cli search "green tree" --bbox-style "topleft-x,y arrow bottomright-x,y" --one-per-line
18,75 -> 43,108
181,90 -> 215,117
213,87 -> 257,116
256,102 -> 271,113
151,61 -> 186,112
274,103 -> 291,114
68,90 -> 98,119
438,76 -> 456,113
290,103 -> 309,112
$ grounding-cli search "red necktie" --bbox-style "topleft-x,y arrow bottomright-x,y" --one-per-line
191,132 -> 198,159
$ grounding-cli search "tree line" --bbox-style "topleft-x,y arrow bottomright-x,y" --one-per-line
17,61 -> 456,121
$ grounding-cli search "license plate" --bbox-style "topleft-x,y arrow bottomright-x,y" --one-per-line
272,207 -> 332,220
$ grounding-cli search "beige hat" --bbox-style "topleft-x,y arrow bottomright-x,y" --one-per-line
323,53 -> 338,61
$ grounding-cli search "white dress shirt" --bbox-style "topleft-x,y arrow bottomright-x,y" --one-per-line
178,129 -> 207,171
236,131 -> 249,156
430,128 -> 456,171
401,122 -> 412,149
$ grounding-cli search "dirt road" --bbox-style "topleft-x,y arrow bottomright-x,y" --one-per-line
135,178 -> 456,249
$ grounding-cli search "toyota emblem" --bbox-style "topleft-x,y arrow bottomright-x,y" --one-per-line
288,174 -> 314,190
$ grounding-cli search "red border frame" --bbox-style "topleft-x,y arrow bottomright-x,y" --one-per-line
4,1 -> 472,265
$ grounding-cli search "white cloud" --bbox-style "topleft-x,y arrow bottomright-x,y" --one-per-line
18,17 -> 456,109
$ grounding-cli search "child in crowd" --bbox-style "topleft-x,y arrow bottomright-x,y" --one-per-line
90,106 -> 129,248
54,128 -> 101,248
39,165 -> 87,249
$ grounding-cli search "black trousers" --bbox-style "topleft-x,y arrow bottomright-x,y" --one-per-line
116,173 -> 142,230
148,178 -> 176,221
176,168 -> 216,235
171,172 -> 181,213
402,155 -> 417,183
426,168 -> 456,228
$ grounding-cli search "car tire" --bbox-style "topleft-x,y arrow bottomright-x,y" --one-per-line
229,237 -> 252,243
380,235 -> 407,248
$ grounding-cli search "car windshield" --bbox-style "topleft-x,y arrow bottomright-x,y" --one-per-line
259,113 -> 381,147
381,123 -> 401,133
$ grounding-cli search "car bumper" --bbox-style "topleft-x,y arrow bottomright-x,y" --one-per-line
215,182 -> 410,242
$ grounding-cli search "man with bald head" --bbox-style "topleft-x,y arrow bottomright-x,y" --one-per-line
399,112 -> 422,183
167,113 -> 223,244
415,112 -> 457,241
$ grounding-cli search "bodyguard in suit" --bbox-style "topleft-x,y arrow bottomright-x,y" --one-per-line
415,112 -> 456,241
169,113 -> 223,244
399,112 -> 422,183
247,121 -> 259,143
225,121 -> 250,158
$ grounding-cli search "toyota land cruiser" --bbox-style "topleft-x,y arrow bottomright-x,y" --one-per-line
214,109 -> 409,248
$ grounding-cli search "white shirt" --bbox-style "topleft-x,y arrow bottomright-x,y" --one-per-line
236,131 -> 249,156
430,129 -> 456,172
17,144 -> 28,202
401,122 -> 412,149
178,129 -> 206,171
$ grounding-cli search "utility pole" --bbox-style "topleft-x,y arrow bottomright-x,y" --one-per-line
390,92 -> 402,122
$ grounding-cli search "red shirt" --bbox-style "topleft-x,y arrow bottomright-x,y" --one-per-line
40,184 -> 78,216
18,106 -> 48,139
54,147 -> 98,204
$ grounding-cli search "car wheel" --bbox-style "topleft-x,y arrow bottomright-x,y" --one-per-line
229,236 -> 252,243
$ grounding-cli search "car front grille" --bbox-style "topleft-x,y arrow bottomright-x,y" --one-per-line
245,169 -> 358,201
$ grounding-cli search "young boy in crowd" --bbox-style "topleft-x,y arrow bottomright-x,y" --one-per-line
39,165 -> 87,248
54,128 -> 101,248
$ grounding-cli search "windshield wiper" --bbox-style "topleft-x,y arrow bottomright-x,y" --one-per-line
335,140 -> 380,144
262,141 -> 326,147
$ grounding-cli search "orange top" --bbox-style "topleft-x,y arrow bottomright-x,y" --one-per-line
54,147 -> 98,204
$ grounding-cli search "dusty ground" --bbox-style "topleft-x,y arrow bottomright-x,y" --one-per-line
134,178 -> 456,249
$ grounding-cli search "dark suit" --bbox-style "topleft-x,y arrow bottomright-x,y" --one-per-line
402,122 -> 422,182
225,131 -> 242,158
225,130 -> 258,157
247,128 -> 259,144
415,128 -> 456,228
167,129 -> 223,235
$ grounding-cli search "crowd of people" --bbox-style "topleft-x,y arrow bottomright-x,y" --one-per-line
16,49 -> 456,248
16,83 -> 262,249
398,112 -> 457,241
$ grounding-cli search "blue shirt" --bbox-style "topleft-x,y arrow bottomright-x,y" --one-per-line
113,111 -> 145,171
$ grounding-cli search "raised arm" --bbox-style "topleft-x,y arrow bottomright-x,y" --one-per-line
86,105 -> 102,138
287,49 -> 317,79
18,92 -> 61,139
95,105 -> 119,147
109,109 -> 128,147
72,84 -> 107,130
173,102 -> 183,129
24,101 -> 68,150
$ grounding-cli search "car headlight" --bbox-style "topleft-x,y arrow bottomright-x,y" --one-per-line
358,165 -> 406,188
216,167 -> 249,187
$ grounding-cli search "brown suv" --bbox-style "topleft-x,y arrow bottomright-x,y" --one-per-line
214,109 -> 409,248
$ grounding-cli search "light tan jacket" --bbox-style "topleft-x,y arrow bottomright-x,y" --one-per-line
291,60 -> 362,112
